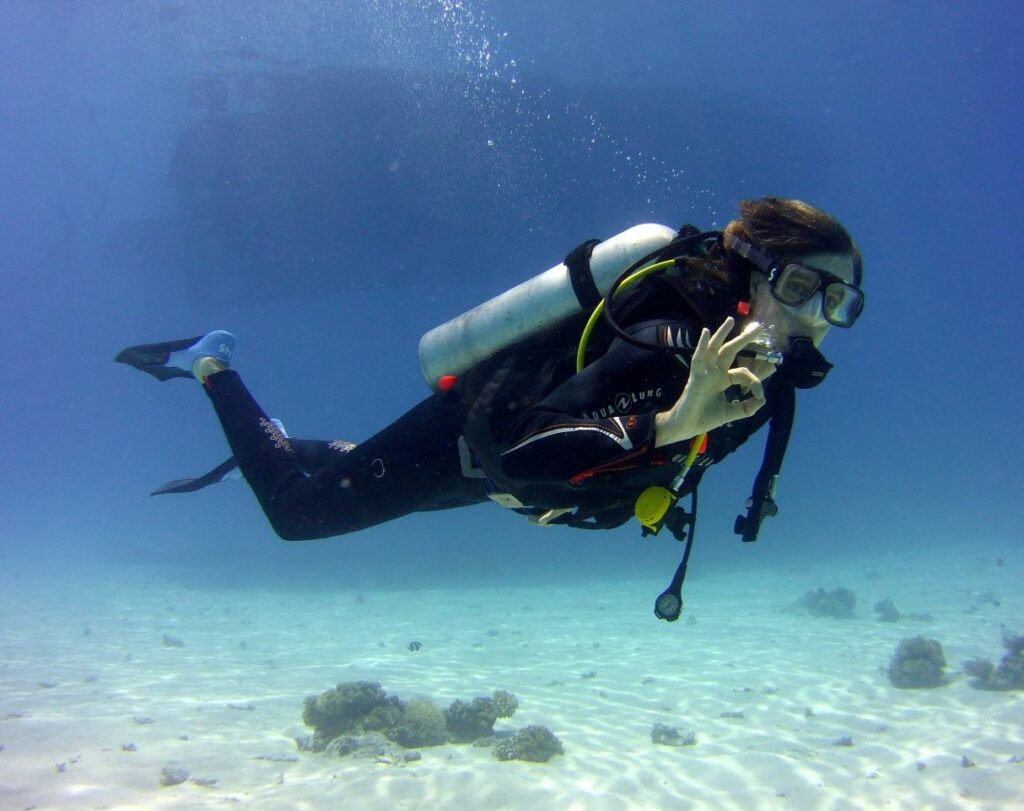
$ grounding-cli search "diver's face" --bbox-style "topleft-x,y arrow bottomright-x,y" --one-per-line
748,252 -> 857,349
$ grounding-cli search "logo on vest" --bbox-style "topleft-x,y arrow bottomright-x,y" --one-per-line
582,387 -> 662,420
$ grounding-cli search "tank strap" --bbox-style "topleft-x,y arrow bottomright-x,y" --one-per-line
564,238 -> 603,309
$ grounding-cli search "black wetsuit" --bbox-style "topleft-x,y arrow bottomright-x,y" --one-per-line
202,310 -> 780,541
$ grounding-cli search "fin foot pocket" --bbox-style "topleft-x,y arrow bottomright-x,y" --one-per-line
115,331 -> 235,381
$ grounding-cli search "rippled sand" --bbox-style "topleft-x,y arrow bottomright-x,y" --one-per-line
1,547 -> 1021,810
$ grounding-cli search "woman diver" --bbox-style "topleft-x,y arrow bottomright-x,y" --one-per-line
117,195 -> 863,618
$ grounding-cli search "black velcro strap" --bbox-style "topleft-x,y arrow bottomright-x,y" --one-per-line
564,238 -> 603,310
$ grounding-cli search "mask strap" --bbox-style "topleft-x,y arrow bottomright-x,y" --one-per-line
723,233 -> 774,273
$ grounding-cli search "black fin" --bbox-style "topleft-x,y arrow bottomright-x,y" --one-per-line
151,458 -> 239,495
114,336 -> 204,381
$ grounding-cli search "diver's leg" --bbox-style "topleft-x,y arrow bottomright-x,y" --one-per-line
116,331 -> 484,538
201,370 -> 485,540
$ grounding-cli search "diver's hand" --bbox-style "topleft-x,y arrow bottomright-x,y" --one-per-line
654,317 -> 767,447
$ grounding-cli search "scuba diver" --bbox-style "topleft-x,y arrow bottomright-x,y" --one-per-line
116,196 -> 863,620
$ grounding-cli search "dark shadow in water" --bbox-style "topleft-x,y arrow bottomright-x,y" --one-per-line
106,64 -> 832,300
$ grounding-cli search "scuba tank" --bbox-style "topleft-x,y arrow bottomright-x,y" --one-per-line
418,224 -> 677,389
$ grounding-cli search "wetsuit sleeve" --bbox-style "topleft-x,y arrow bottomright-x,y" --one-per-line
499,320 -> 695,483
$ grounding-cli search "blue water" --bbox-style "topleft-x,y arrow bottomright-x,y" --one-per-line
2,2 -> 1023,805
3,0 -> 1022,583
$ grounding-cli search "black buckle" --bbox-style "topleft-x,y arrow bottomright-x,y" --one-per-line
734,496 -> 778,543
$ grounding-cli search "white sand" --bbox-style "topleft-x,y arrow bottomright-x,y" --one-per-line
1,547 -> 1022,811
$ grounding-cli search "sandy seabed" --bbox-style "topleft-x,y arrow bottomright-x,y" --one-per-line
1,545 -> 1022,811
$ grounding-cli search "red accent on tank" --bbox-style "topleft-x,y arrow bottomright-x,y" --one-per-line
736,300 -> 751,316
438,375 -> 457,391
697,435 -> 708,454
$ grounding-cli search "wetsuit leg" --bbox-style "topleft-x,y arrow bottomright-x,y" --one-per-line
201,370 -> 487,540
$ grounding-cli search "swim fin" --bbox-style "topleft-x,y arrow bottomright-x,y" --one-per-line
115,331 -> 235,381
151,420 -> 288,496
151,457 -> 241,495
114,336 -> 205,381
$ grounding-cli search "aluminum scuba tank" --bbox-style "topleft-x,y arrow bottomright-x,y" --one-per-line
418,223 -> 677,390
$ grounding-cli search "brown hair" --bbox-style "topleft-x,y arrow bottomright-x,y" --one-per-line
682,196 -> 862,302
723,196 -> 862,287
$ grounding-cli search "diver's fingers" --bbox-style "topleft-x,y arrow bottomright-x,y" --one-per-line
721,320 -> 764,367
727,367 -> 765,401
690,327 -> 711,375
707,317 -> 735,356
727,394 -> 766,420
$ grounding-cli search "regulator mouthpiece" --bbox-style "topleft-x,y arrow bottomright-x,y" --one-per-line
741,322 -> 783,364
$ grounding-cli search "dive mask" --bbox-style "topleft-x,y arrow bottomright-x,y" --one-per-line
769,262 -> 863,328
724,233 -> 864,328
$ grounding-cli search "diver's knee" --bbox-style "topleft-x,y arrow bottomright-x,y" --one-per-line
267,507 -> 372,541
270,517 -> 319,542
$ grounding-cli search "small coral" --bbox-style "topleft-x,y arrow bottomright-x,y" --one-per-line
651,723 -> 696,747
1004,633 -> 1024,655
963,658 -> 994,683
388,698 -> 447,748
445,697 -> 497,742
302,681 -> 393,745
361,697 -> 406,734
300,683 -> 529,754
491,690 -> 519,719
159,766 -> 189,786
444,691 -> 518,743
798,587 -> 857,619
966,631 -> 1024,691
996,632 -> 1024,688
887,637 -> 947,688
493,725 -> 564,762
873,598 -> 902,623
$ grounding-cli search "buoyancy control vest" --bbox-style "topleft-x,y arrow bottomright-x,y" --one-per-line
426,227 -> 718,515
421,224 -> 795,542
